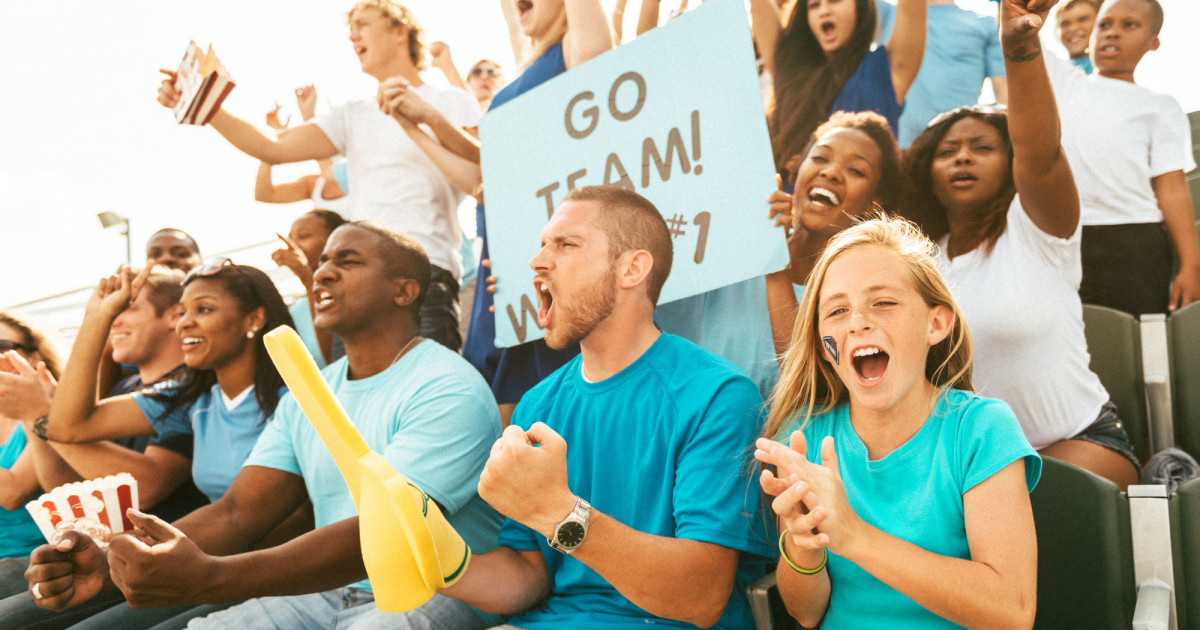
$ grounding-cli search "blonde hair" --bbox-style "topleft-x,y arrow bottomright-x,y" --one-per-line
348,0 -> 427,70
761,215 -> 974,440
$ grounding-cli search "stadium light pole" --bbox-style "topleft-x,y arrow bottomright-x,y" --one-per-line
97,210 -> 131,266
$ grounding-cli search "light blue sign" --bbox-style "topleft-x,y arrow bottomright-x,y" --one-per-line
480,0 -> 786,347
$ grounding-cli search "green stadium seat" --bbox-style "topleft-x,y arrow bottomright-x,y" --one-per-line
750,459 -> 1171,629
1033,458 -> 1136,629
1169,302 -> 1200,460
1082,304 -> 1148,457
747,571 -> 804,630
1170,477 -> 1200,630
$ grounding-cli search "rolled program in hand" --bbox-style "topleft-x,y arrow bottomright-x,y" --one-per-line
26,473 -> 139,548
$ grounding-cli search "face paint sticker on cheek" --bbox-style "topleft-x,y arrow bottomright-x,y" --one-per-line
823,336 -> 839,365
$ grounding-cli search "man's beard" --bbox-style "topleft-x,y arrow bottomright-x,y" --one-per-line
544,264 -> 617,349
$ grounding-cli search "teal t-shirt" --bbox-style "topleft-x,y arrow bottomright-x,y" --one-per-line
133,384 -> 276,503
245,340 -> 503,593
288,300 -> 326,369
0,427 -> 45,557
500,333 -> 775,629
787,389 -> 1040,629
655,277 -> 806,400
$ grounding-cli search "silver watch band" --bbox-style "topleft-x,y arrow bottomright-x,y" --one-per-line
548,497 -> 591,554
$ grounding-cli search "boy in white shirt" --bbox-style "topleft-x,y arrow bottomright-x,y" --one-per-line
1050,0 -> 1199,315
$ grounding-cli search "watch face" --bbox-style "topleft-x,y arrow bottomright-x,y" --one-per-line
556,521 -> 586,548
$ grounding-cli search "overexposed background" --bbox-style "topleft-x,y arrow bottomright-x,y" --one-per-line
3,0 -> 1197,313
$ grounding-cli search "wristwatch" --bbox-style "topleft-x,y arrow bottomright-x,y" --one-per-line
548,497 -> 591,554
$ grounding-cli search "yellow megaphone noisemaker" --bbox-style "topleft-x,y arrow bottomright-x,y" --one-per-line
263,326 -> 469,612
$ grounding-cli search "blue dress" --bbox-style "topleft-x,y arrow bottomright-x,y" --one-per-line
830,46 -> 903,137
463,42 -> 580,403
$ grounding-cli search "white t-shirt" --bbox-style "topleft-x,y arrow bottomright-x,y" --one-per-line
1048,52 -> 1196,226
316,84 -> 481,279
936,196 -> 1109,449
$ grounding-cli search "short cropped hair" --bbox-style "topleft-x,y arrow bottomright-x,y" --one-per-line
1114,0 -> 1164,35
348,1 -> 427,70
346,221 -> 431,311
143,268 -> 186,316
148,228 -> 201,258
307,209 -> 349,234
563,186 -> 674,306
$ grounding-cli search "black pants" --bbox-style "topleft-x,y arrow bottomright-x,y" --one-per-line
1080,223 -> 1171,317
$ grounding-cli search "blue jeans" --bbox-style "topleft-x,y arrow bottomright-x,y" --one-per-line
185,589 -> 485,630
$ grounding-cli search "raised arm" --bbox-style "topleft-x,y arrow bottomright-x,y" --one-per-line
44,268 -> 159,444
254,163 -> 320,203
379,82 -> 484,195
637,0 -> 662,36
1000,0 -> 1078,239
156,71 -> 337,165
883,0 -> 928,103
501,0 -> 531,67
564,0 -> 615,69
429,42 -> 469,91
749,0 -> 784,77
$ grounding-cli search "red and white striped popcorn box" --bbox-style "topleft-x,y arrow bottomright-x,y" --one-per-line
25,473 -> 139,548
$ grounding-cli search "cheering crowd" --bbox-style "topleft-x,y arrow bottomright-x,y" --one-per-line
0,0 -> 1196,627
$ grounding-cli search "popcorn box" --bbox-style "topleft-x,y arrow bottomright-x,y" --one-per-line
26,473 -> 139,548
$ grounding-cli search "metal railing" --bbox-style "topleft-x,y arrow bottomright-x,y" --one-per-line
3,239 -> 307,341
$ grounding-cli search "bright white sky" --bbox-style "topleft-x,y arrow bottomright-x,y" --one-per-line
3,0 -> 1198,309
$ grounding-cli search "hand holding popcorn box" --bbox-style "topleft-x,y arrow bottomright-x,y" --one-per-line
25,473 -> 139,548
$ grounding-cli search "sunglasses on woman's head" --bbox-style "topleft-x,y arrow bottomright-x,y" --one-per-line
0,340 -> 33,353
185,257 -> 243,283
926,104 -> 1008,129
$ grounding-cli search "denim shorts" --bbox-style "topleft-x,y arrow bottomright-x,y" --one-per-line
1071,401 -> 1141,471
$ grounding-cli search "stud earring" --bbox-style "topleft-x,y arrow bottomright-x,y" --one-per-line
246,330 -> 256,339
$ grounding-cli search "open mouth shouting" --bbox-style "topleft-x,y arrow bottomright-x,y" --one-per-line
313,287 -> 335,311
534,277 -> 554,329
516,0 -> 534,24
851,346 -> 890,385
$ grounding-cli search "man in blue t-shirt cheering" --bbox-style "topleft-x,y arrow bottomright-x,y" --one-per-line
23,222 -> 502,629
442,186 -> 775,629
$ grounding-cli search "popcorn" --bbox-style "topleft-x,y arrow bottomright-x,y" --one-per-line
25,473 -> 139,548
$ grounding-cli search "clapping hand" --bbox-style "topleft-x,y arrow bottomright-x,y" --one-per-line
756,433 -> 862,556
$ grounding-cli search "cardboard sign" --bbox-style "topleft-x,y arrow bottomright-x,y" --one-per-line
479,0 -> 786,347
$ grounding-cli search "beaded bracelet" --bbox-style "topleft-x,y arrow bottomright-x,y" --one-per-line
778,529 -> 828,575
